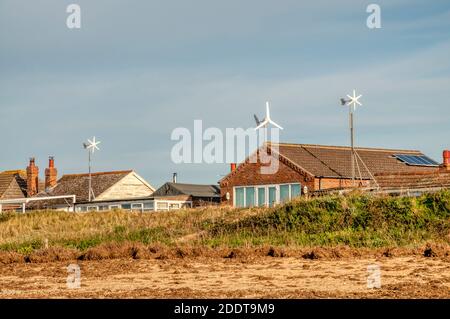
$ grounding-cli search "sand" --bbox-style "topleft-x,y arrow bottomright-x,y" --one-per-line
0,256 -> 449,298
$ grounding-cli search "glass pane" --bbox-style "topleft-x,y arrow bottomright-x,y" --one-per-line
131,204 -> 143,212
122,204 -> 131,210
143,203 -> 154,211
245,187 -> 255,207
257,188 -> 266,207
291,184 -> 301,199
235,187 -> 245,207
157,202 -> 168,209
280,185 -> 290,203
268,187 -> 277,207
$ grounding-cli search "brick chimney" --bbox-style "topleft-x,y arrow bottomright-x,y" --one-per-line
26,158 -> 39,197
442,150 -> 450,171
45,156 -> 58,189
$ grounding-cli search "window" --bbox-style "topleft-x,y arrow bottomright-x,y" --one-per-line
235,183 -> 303,208
77,206 -> 87,212
235,187 -> 245,208
109,205 -> 121,210
280,185 -> 290,203
121,204 -> 131,210
268,187 -> 277,207
291,184 -> 301,199
245,187 -> 255,207
87,206 -> 98,211
98,205 -> 108,211
169,203 -> 180,210
131,203 -> 143,212
157,202 -> 168,210
143,202 -> 154,211
257,187 -> 266,207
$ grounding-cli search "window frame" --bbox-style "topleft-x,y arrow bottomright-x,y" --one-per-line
234,183 -> 302,207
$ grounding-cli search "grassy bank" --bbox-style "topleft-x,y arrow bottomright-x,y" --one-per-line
0,190 -> 449,256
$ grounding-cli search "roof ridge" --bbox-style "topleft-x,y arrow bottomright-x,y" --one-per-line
62,170 -> 133,178
267,142 -> 422,153
168,182 -> 216,187
0,170 -> 27,175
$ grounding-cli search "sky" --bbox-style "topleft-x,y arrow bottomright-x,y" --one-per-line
1,0 -> 450,188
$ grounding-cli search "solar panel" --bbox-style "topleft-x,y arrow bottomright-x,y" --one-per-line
394,154 -> 439,167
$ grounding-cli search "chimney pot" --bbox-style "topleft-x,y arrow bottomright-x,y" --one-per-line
49,156 -> 54,168
230,163 -> 237,172
443,150 -> 450,170
26,157 -> 39,197
45,156 -> 58,190
172,172 -> 177,183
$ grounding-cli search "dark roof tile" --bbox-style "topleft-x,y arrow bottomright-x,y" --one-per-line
270,143 -> 439,179
42,170 -> 132,202
152,182 -> 220,198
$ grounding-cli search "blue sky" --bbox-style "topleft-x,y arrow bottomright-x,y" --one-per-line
1,0 -> 450,188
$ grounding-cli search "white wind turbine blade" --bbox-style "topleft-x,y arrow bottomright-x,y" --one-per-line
255,119 -> 269,130
268,119 -> 283,130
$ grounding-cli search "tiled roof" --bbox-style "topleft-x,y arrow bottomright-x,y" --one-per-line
375,171 -> 450,191
42,170 -> 132,202
0,170 -> 27,198
268,143 -> 439,179
152,182 -> 220,198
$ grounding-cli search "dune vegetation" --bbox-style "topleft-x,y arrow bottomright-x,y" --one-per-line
0,190 -> 449,262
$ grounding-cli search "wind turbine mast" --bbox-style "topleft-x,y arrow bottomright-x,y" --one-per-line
341,90 -> 362,186
83,136 -> 101,202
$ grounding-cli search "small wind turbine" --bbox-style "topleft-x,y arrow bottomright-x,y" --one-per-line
83,136 -> 101,202
340,89 -> 362,186
254,101 -> 283,130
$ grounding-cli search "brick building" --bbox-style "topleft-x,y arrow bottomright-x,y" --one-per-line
219,142 -> 448,207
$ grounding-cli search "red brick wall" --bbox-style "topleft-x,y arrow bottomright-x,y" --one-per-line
219,157 -> 314,206
314,178 -> 371,190
220,155 -> 375,205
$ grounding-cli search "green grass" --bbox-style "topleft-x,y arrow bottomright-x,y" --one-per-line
0,190 -> 449,253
